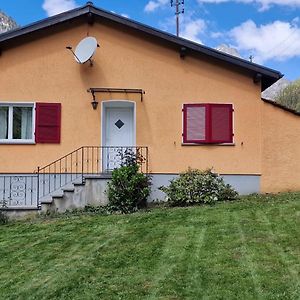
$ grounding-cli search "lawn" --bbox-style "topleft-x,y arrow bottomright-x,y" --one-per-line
0,193 -> 300,300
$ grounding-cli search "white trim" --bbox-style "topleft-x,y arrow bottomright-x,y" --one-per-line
0,102 -> 35,144
101,100 -> 136,147
32,102 -> 36,142
0,102 -> 35,106
0,140 -> 36,145
8,106 -> 13,139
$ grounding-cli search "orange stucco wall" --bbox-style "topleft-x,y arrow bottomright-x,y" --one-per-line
0,22 -> 262,175
261,102 -> 300,192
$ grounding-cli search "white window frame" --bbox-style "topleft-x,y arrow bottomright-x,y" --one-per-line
0,102 -> 36,144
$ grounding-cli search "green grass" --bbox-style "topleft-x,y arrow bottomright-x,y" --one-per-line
0,193 -> 300,300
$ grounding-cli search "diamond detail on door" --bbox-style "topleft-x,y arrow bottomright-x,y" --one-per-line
115,119 -> 125,129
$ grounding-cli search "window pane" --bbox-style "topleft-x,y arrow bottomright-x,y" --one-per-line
186,106 -> 206,141
13,107 -> 33,139
0,107 -> 9,139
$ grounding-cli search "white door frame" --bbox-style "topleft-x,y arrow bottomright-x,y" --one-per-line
101,100 -> 136,147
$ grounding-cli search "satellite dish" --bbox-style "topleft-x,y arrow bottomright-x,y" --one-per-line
74,36 -> 98,64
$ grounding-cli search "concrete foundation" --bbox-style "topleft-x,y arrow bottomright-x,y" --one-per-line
2,173 -> 261,217
150,173 -> 260,201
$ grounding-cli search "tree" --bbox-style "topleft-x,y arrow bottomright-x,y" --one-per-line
275,79 -> 300,112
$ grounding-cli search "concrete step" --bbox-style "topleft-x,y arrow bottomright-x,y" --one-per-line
84,174 -> 112,179
52,194 -> 64,199
39,189 -> 64,204
39,174 -> 110,214
51,190 -> 64,198
72,177 -> 84,184
62,187 -> 75,192
40,195 -> 53,204
73,182 -> 85,186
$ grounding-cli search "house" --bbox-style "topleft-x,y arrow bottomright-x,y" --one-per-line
0,2 -> 299,214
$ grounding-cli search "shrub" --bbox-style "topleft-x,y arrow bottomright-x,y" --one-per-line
276,79 -> 300,112
106,149 -> 151,214
0,211 -> 8,225
159,168 -> 238,206
0,199 -> 8,225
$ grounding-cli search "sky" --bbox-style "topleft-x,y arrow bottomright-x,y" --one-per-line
1,0 -> 300,80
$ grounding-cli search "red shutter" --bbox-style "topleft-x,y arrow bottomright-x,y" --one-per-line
183,104 -> 207,143
183,103 -> 233,144
35,103 -> 61,143
210,104 -> 233,143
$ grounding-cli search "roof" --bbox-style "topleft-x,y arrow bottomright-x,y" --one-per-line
0,2 -> 283,91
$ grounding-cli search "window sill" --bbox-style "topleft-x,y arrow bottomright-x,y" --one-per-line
182,143 -> 235,146
0,140 -> 36,145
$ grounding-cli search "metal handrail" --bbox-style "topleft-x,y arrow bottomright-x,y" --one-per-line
36,146 -> 149,206
0,146 -> 148,209
36,146 -> 83,172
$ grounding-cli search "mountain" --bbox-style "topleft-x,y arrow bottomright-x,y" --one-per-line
261,78 -> 291,101
215,44 -> 291,101
215,44 -> 242,59
0,11 -> 18,34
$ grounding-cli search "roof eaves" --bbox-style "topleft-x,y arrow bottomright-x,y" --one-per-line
0,2 -> 283,87
0,5 -> 90,44
262,98 -> 300,116
89,6 -> 283,80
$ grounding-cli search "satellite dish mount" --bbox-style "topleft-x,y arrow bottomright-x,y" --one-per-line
66,36 -> 99,67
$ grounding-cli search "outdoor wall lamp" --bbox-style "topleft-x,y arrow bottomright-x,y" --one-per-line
91,100 -> 98,110
90,90 -> 98,110
91,97 -> 98,110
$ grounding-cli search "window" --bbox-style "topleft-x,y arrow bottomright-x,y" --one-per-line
183,103 -> 233,144
0,102 -> 61,144
0,104 -> 34,143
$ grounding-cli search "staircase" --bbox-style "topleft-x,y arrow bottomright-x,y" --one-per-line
0,146 -> 148,214
37,146 -> 148,213
40,174 -> 111,213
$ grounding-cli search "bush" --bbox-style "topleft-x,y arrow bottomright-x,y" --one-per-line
159,168 -> 238,206
0,211 -> 8,225
276,79 -> 300,112
0,199 -> 8,225
106,149 -> 151,214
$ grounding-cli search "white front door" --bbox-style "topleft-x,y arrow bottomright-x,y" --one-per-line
105,107 -> 134,146
103,105 -> 134,171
